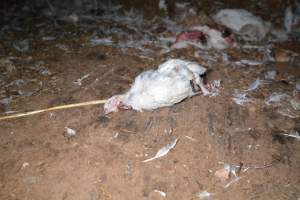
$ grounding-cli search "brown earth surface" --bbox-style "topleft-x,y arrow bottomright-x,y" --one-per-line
0,1 -> 300,200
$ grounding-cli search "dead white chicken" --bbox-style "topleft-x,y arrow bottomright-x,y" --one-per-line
104,59 -> 209,114
213,9 -> 272,41
173,25 -> 236,50
284,1 -> 300,38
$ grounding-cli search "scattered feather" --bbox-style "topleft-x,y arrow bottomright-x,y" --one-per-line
197,191 -> 214,199
208,80 -> 221,97
235,59 -> 264,66
154,190 -> 167,197
73,74 -> 90,86
91,37 -> 113,46
224,176 -> 243,188
185,135 -> 198,142
0,97 -> 12,105
21,162 -> 29,170
264,70 -> 277,80
42,36 -> 56,41
280,131 -> 300,140
159,0 -> 167,11
245,78 -> 263,92
277,108 -> 299,118
265,93 -> 290,105
56,44 -> 69,51
66,127 -> 77,136
290,98 -> 300,111
143,138 -> 178,162
13,39 -> 30,52
233,90 -> 251,105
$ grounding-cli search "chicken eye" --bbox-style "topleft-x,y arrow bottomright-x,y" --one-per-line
222,28 -> 231,38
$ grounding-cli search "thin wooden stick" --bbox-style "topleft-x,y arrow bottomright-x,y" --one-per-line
0,99 -> 107,121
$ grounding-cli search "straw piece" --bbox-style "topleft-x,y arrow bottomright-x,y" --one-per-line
0,99 -> 107,121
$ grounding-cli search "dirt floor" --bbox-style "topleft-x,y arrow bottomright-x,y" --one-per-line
1,1 -> 300,200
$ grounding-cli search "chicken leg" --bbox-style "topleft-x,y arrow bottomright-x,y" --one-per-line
192,74 -> 210,96
198,77 -> 210,96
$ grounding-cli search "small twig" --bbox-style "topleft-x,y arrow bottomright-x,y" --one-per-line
184,135 -> 198,142
0,99 -> 107,121
231,162 -> 273,170
120,129 -> 137,134
224,176 -> 243,188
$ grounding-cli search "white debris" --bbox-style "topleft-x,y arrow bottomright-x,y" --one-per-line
208,80 -> 221,97
42,36 -> 56,41
56,44 -> 69,51
171,41 -> 190,49
264,70 -> 277,80
234,59 -> 264,66
0,97 -> 12,105
233,78 -> 265,105
245,78 -> 263,92
290,98 -> 300,111
143,138 -> 178,162
73,74 -> 90,86
0,58 -> 16,74
280,131 -> 300,140
91,37 -> 113,46
213,9 -> 271,41
196,191 -> 214,199
265,93 -> 290,105
63,13 -> 79,24
175,2 -> 190,9
13,39 -> 30,52
66,127 -> 77,136
277,108 -> 299,118
40,68 -> 51,76
222,52 -> 230,64
159,0 -> 167,11
185,135 -> 198,142
233,91 -> 251,105
224,176 -> 243,188
21,162 -> 29,170
154,190 -> 167,197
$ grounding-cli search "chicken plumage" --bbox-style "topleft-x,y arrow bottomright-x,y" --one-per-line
104,59 -> 209,114
173,25 -> 236,50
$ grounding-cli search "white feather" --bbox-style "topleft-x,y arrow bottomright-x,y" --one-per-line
143,138 -> 178,162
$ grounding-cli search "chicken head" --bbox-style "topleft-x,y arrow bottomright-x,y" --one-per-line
104,95 -> 132,114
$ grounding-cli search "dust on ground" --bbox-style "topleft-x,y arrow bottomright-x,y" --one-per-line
0,1 -> 300,200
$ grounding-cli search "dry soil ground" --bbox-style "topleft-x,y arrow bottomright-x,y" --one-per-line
0,1 -> 300,200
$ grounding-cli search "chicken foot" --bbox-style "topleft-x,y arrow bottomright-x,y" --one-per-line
191,75 -> 210,96
198,77 -> 210,96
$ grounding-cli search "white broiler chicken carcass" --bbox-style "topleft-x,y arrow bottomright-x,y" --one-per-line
104,59 -> 209,114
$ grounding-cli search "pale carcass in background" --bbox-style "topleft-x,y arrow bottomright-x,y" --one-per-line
104,59 -> 209,114
213,9 -> 272,41
173,25 -> 236,50
285,0 -> 300,39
